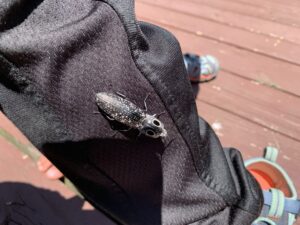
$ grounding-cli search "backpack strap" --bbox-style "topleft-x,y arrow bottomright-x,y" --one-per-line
263,190 -> 300,216
252,190 -> 300,225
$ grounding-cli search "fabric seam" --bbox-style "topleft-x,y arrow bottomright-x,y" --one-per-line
98,0 -> 232,207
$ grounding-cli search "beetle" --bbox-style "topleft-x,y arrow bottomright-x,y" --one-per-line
95,92 -> 167,138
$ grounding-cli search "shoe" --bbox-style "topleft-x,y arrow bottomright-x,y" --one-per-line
245,147 -> 300,225
183,53 -> 220,83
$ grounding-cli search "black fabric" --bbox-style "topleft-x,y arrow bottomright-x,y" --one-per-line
0,1 -> 263,224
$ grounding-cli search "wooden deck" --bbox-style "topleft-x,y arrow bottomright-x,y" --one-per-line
0,0 -> 299,223
135,0 -> 300,192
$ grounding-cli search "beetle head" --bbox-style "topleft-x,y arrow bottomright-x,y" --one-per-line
141,115 -> 167,138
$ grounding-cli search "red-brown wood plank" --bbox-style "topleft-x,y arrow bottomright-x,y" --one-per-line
136,9 -> 300,97
261,0 -> 300,9
197,71 -> 300,142
138,0 -> 300,45
190,0 -> 300,28
227,0 -> 300,15
251,0 -> 300,8
0,112 -> 31,145
137,1 -> 300,66
196,101 -> 300,192
137,0 -> 300,199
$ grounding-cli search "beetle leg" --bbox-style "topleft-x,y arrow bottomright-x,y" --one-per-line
112,131 -> 118,137
116,92 -> 126,99
106,114 -> 115,121
138,130 -> 143,137
111,127 -> 132,138
132,130 -> 142,142
155,111 -> 166,118
118,127 -> 132,132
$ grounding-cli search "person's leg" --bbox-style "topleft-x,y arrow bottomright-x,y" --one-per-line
37,155 -> 63,180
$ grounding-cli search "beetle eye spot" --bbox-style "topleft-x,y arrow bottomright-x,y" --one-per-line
153,120 -> 160,126
146,130 -> 155,136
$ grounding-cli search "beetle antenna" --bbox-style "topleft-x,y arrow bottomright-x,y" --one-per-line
155,111 -> 166,118
143,93 -> 151,111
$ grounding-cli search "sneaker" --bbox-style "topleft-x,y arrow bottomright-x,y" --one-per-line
245,147 -> 300,225
183,53 -> 220,83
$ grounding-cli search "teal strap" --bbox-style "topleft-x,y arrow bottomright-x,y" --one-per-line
268,189 -> 281,217
264,146 -> 278,162
252,217 -> 277,225
263,190 -> 300,216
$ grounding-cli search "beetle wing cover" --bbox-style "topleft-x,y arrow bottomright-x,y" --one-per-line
96,92 -> 145,127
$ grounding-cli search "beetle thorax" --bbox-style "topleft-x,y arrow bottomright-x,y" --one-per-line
140,115 -> 167,138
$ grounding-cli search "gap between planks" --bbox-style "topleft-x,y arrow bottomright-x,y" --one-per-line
136,15 -> 300,97
137,0 -> 300,45
188,0 -> 300,28
196,71 -> 300,141
196,100 -> 300,190
137,1 -> 300,67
